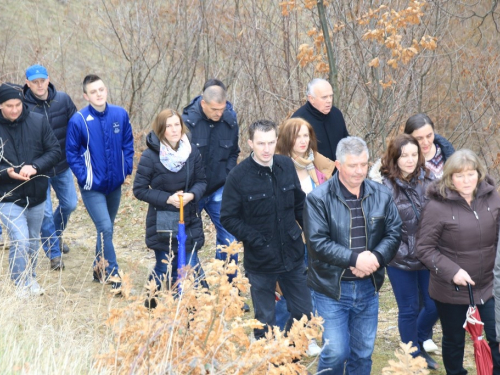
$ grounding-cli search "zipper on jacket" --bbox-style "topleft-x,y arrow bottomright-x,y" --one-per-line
338,269 -> 346,299
360,195 -> 378,294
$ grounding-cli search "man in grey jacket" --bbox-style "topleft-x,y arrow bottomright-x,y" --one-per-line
303,136 -> 401,375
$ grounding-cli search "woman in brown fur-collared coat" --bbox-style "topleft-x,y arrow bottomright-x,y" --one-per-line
416,149 -> 500,375
274,117 -> 335,356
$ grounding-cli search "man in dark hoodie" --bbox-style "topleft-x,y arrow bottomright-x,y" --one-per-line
23,64 -> 77,271
292,78 -> 349,161
0,83 -> 60,296
182,80 -> 242,288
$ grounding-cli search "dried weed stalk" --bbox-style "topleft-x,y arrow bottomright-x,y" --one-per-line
97,242 -> 323,374
382,342 -> 429,375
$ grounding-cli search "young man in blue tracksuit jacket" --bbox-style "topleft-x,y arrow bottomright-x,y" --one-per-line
66,74 -> 134,290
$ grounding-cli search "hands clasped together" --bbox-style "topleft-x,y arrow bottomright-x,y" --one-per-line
350,250 -> 380,278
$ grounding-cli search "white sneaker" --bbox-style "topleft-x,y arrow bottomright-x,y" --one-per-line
306,339 -> 322,356
15,287 -> 30,299
28,280 -> 45,296
423,339 -> 439,353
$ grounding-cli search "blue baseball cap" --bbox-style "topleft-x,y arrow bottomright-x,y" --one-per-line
26,64 -> 49,81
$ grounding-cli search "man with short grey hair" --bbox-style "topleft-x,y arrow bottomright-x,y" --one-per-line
303,136 -> 401,374
292,78 -> 348,161
182,80 -> 243,305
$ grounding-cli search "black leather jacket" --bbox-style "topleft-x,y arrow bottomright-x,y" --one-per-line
303,174 -> 402,300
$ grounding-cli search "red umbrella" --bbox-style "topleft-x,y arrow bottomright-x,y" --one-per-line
463,283 -> 493,375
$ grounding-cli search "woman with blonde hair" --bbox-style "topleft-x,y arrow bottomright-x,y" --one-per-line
416,149 -> 500,374
133,108 -> 207,307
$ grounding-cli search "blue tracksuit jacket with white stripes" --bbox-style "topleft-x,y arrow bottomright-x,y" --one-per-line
66,103 -> 134,194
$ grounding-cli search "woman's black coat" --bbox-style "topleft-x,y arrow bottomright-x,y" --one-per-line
133,132 -> 207,252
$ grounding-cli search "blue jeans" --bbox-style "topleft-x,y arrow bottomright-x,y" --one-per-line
80,187 -> 121,276
150,250 -> 203,290
198,186 -> 237,281
314,278 -> 379,375
386,266 -> 438,355
0,202 -> 45,286
246,263 -> 312,340
40,168 -> 78,259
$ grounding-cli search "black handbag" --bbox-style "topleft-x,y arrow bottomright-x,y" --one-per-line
156,158 -> 190,241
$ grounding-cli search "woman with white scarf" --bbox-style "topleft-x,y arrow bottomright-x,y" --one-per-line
134,109 -> 207,308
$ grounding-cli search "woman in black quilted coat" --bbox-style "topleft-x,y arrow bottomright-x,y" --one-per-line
369,134 -> 438,369
133,108 -> 206,294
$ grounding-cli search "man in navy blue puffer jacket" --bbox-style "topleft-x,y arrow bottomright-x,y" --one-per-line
23,64 -> 78,271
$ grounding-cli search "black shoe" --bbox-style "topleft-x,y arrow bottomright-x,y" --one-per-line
62,243 -> 70,254
144,297 -> 158,310
242,302 -> 250,312
419,347 -> 438,370
50,257 -> 65,270
93,270 -> 104,283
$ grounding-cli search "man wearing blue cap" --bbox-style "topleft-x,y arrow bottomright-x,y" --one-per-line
23,64 -> 77,271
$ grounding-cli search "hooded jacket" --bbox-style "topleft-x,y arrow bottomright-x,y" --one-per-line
303,173 -> 402,300
434,133 -> 455,161
416,176 -> 500,305
369,159 -> 435,270
291,101 -> 349,161
220,154 -> 306,273
133,132 -> 206,252
0,104 -> 61,207
23,82 -> 77,176
66,104 -> 134,194
182,96 -> 239,197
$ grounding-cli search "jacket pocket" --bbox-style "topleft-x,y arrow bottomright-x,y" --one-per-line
288,224 -> 302,241
280,183 -> 296,208
218,139 -> 233,161
244,192 -> 273,217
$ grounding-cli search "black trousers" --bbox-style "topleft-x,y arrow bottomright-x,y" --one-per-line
246,263 -> 313,339
435,297 -> 500,375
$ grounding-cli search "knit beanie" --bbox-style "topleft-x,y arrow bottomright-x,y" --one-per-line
0,83 -> 23,104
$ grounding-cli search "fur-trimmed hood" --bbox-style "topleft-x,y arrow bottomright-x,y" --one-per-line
426,175 -> 496,202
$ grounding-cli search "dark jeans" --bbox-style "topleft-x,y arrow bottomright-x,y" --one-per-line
435,297 -> 500,375
150,250 -> 204,290
198,186 -> 237,282
387,266 -> 438,355
246,263 -> 312,340
275,244 -> 315,330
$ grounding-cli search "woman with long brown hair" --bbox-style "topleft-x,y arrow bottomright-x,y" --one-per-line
369,134 -> 438,369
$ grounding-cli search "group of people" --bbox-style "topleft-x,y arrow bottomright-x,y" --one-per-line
0,67 -> 134,295
2,69 -> 500,374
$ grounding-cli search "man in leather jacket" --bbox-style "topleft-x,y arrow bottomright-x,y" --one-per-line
303,136 -> 401,374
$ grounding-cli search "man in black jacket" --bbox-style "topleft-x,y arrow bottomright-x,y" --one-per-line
182,80 -> 242,283
292,78 -> 349,161
221,119 -> 312,339
303,136 -> 401,374
23,64 -> 77,271
0,83 -> 61,297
